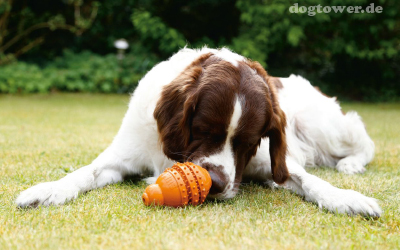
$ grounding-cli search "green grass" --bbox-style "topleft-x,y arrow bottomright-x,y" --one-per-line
1,94 -> 399,249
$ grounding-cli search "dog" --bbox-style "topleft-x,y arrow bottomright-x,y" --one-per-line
16,47 -> 382,216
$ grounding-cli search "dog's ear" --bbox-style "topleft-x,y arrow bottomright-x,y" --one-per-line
248,60 -> 289,184
179,91 -> 198,148
265,108 -> 289,184
264,77 -> 289,184
153,53 -> 212,161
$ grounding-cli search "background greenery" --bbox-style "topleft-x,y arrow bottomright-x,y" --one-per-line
0,0 -> 399,100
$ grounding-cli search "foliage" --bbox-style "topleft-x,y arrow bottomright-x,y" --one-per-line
132,10 -> 187,56
233,0 -> 400,101
0,0 -> 99,65
0,48 -> 157,93
0,0 -> 399,100
0,62 -> 50,93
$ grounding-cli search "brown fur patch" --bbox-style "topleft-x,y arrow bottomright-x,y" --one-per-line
153,53 -> 214,160
244,60 -> 289,184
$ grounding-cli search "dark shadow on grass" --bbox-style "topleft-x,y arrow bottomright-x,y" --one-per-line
120,170 -> 154,187
202,181 -> 271,206
241,178 -> 272,188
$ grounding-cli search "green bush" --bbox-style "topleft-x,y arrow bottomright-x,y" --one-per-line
1,0 -> 399,100
132,10 -> 187,56
0,48 -> 158,94
232,0 -> 400,101
0,63 -> 52,93
127,0 -> 400,101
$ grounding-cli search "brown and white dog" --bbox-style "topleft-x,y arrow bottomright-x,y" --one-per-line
16,47 -> 382,216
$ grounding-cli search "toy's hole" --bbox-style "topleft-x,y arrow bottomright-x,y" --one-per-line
142,193 -> 150,206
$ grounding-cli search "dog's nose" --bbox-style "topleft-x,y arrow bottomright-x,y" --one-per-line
209,170 -> 226,194
201,163 -> 228,195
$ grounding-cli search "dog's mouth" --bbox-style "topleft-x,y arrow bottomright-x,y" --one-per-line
207,182 -> 239,200
192,160 -> 237,198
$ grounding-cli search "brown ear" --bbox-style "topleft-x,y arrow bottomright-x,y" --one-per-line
153,53 -> 212,161
179,92 -> 198,148
246,60 -> 289,184
264,79 -> 289,184
265,110 -> 289,184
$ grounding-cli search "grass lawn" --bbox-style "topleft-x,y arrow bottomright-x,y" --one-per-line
1,94 -> 399,249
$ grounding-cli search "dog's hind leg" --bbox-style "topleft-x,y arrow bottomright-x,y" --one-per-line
281,157 -> 382,217
278,75 -> 374,174
334,111 -> 375,174
305,106 -> 375,174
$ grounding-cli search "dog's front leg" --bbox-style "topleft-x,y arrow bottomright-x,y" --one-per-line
282,158 -> 382,217
15,146 -> 131,208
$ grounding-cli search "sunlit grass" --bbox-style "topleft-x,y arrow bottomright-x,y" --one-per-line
1,94 -> 399,249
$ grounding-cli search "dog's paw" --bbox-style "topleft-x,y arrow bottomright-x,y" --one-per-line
144,176 -> 157,185
303,179 -> 381,217
265,180 -> 281,190
336,157 -> 366,174
16,181 -> 80,208
320,189 -> 381,217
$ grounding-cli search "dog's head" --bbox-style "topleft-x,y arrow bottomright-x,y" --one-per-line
154,52 -> 288,198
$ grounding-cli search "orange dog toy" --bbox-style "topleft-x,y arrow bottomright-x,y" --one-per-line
142,162 -> 212,207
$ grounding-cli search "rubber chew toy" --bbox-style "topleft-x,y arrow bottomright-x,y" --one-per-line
142,162 -> 212,207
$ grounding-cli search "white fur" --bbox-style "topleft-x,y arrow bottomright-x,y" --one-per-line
16,48 -> 381,217
195,97 -> 243,198
245,75 -> 380,216
213,48 -> 244,67
277,75 -> 375,170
